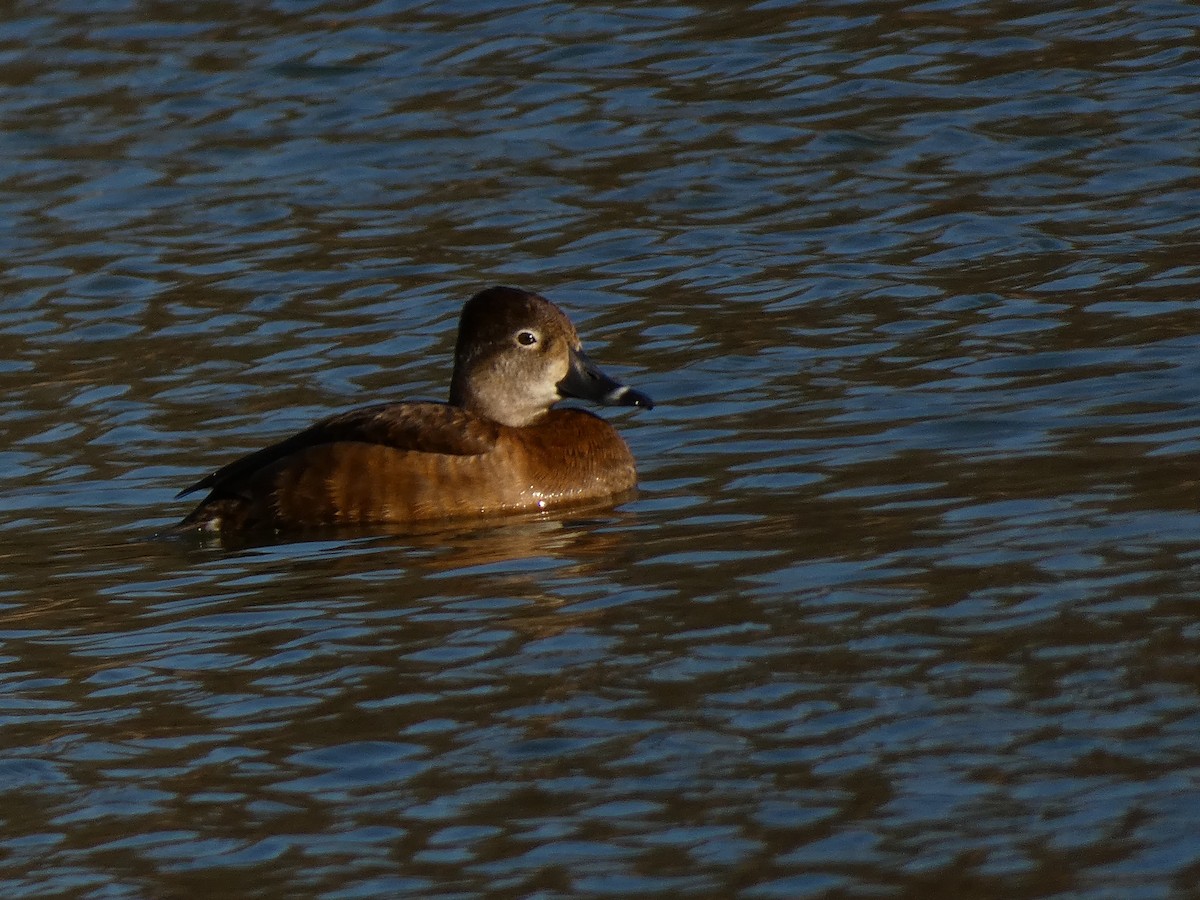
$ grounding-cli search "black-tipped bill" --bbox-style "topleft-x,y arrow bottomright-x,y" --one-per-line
557,347 -> 653,410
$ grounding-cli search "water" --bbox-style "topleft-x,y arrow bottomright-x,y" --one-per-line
2,0 -> 1200,895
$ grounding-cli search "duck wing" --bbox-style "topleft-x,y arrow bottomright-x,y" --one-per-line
176,401 -> 500,499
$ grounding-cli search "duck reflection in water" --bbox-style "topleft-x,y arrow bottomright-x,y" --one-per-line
176,286 -> 653,534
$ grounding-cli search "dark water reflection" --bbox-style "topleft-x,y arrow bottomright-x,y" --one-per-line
2,0 -> 1200,895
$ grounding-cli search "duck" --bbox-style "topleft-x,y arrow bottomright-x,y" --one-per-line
176,286 -> 653,532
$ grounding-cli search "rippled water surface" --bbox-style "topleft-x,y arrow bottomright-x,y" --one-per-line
3,1 -> 1200,895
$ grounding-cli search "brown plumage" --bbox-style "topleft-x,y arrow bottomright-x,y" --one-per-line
176,287 -> 652,532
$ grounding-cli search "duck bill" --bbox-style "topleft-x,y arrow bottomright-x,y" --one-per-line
557,347 -> 653,410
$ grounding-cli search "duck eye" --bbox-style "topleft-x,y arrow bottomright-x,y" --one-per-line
517,331 -> 538,346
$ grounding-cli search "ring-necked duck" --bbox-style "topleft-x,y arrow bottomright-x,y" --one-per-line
177,286 -> 652,532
